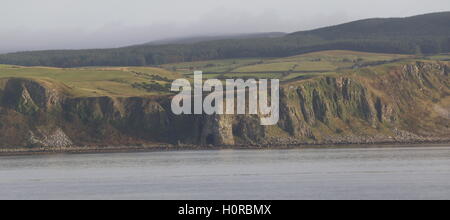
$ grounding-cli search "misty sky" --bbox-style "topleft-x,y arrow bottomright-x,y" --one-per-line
1,0 -> 449,53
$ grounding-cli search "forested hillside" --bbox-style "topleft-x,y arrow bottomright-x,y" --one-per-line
0,12 -> 449,67
144,32 -> 286,45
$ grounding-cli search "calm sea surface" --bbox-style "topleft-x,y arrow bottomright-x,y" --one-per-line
0,145 -> 449,200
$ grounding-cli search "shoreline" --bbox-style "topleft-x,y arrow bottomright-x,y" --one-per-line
1,140 -> 449,157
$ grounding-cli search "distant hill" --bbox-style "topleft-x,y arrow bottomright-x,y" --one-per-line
292,12 -> 450,38
0,12 -> 449,67
145,32 -> 286,45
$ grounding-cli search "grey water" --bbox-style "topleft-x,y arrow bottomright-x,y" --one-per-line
0,146 -> 449,200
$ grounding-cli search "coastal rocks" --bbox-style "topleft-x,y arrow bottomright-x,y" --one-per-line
28,127 -> 73,148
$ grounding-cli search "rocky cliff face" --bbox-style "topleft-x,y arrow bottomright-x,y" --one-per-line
274,61 -> 449,144
0,61 -> 448,148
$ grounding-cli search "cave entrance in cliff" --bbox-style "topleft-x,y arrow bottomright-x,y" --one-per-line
206,134 -> 215,145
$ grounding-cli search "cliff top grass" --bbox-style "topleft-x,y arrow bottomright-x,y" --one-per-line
0,50 -> 441,98
0,65 -> 182,97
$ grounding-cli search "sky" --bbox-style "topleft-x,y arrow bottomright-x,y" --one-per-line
1,0 -> 449,53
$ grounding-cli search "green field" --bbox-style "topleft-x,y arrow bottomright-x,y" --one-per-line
161,58 -> 264,74
164,50 -> 415,81
0,50 -> 424,97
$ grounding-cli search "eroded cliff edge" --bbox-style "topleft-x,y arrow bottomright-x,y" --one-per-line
0,61 -> 448,148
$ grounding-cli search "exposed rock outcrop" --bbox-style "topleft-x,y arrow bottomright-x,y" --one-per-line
1,78 -> 62,114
